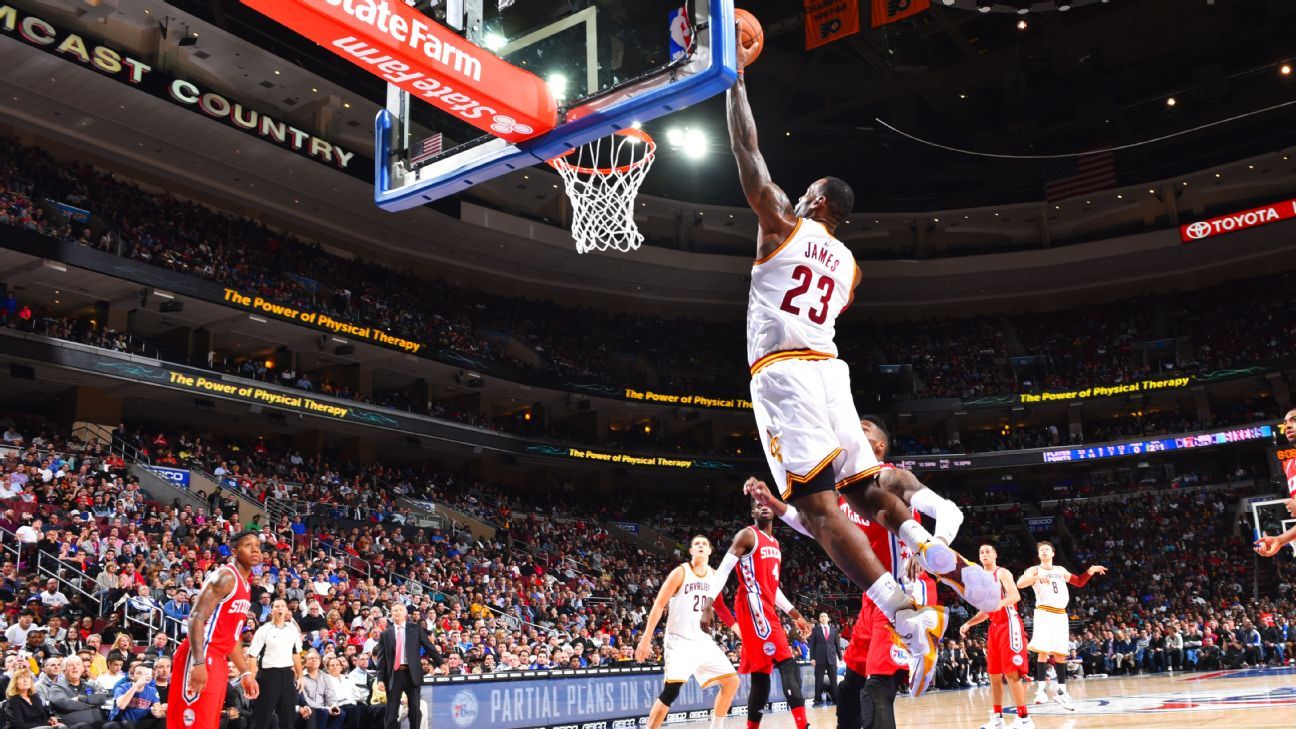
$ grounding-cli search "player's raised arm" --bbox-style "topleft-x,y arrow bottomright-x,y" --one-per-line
635,565 -> 686,662
727,65 -> 795,258
745,478 -> 813,538
185,568 -> 236,696
706,526 -> 757,599
878,467 -> 964,545
997,568 -> 1022,610
1068,565 -> 1106,587
1016,565 -> 1040,589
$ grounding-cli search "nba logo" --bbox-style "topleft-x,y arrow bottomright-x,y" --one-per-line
668,7 -> 692,61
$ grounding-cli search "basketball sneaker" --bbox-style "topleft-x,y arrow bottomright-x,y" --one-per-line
979,712 -> 1006,729
1033,687 -> 1050,705
894,605 -> 948,697
1053,687 -> 1076,711
1007,717 -> 1036,729
934,561 -> 1002,614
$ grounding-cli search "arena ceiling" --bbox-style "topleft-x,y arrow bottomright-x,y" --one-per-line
170,0 -> 1296,210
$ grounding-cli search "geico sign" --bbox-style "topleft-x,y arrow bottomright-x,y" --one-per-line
240,0 -> 556,143
1180,199 -> 1296,242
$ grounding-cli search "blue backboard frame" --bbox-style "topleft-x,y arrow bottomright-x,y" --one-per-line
374,0 -> 737,212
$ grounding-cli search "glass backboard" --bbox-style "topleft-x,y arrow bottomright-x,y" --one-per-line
375,0 -> 736,211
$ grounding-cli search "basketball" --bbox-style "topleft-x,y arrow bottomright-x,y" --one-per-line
735,8 -> 764,65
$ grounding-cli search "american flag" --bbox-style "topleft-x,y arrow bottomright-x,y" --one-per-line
409,133 -> 444,166
1042,149 -> 1117,202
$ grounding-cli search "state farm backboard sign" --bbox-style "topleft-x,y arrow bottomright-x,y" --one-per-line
241,0 -> 556,143
1180,199 -> 1296,243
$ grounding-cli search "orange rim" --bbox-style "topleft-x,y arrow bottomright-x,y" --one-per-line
548,127 -> 656,175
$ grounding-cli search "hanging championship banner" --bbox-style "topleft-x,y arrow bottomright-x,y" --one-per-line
871,0 -> 931,28
805,0 -> 861,49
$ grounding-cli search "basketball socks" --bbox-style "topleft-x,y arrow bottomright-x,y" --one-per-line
993,705 -> 1003,715
1055,660 -> 1067,693
747,721 -> 760,729
709,716 -> 724,729
1034,662 -> 1052,696
909,488 -> 964,545
791,706 -> 808,729
866,572 -> 911,619
1017,706 -> 1028,718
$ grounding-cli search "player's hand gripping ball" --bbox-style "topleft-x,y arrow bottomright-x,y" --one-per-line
735,9 -> 764,68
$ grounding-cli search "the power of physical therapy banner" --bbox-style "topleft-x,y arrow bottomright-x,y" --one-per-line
1180,197 -> 1296,243
419,665 -> 813,729
0,4 -> 370,180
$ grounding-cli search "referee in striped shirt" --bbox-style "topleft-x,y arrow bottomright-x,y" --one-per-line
248,599 -> 303,729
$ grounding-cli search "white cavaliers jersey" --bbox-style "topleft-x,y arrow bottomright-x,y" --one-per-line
747,218 -> 860,371
1031,566 -> 1071,610
666,564 -> 716,641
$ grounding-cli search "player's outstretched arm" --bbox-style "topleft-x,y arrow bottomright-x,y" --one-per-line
959,612 -> 989,637
635,565 -> 685,662
775,589 -> 812,637
706,526 -> 756,599
1068,565 -> 1106,587
1016,566 -> 1040,589
727,74 -> 795,258
744,478 -> 815,538
185,568 -> 236,696
1255,525 -> 1296,557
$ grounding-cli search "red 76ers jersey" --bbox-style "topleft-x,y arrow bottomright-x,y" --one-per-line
735,527 -> 783,641
1285,457 -> 1296,499
200,564 -> 251,658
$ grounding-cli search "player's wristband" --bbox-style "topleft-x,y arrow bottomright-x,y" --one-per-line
240,671 -> 253,679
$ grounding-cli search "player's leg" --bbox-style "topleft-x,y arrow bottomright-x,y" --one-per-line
747,670 -> 772,729
863,674 -> 900,729
776,657 -> 808,729
695,639 -> 740,729
1050,652 -> 1074,710
836,668 -> 867,729
1032,654 -> 1051,704
645,681 -> 684,729
710,674 -> 740,729
1003,671 -> 1033,729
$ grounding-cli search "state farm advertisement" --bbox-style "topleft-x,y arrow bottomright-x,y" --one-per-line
240,0 -> 556,143
1180,198 -> 1296,243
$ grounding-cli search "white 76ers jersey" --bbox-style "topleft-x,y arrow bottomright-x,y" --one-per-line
747,218 -> 860,370
1032,566 -> 1071,610
666,564 -> 716,641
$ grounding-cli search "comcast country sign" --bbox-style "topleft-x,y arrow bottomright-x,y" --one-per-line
1180,198 -> 1296,243
240,0 -> 556,143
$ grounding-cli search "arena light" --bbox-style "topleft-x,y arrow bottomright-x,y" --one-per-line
546,74 -> 568,102
1055,0 -> 1072,10
682,128 -> 708,159
483,32 -> 507,52
977,0 -> 994,11
1283,64 -> 1292,76
1014,1 -> 1031,14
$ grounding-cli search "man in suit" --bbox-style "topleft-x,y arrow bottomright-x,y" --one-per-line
807,612 -> 840,706
373,602 -> 442,729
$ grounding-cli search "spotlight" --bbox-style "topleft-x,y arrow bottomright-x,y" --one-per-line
977,0 -> 994,11
1017,19 -> 1028,30
1166,96 -> 1177,107
1283,64 -> 1292,76
940,0 -> 956,5
1055,0 -> 1072,10
483,32 -> 507,52
683,128 -> 708,159
546,74 -> 568,102
1014,1 -> 1031,14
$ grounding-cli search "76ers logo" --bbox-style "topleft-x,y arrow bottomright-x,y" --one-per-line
183,709 -> 196,726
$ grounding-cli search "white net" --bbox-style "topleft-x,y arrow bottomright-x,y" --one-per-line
549,128 -> 655,254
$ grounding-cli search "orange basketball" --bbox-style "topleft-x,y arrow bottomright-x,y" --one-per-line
735,8 -> 764,66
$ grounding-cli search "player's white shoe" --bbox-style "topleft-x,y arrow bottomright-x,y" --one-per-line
917,540 -> 958,574
1053,687 -> 1076,711
979,712 -> 1006,729
893,605 -> 948,697
1007,717 -> 1036,729
1033,687 -> 1051,705
933,561 -> 1001,614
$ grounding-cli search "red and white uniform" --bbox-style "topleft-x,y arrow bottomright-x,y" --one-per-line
841,472 -> 937,677
169,564 -> 252,729
985,568 -> 1029,675
735,527 -> 793,674
1285,457 -> 1296,499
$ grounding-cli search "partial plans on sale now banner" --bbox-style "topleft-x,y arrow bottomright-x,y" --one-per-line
222,288 -> 423,354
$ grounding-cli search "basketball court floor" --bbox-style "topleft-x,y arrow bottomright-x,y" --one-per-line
714,668 -> 1296,728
